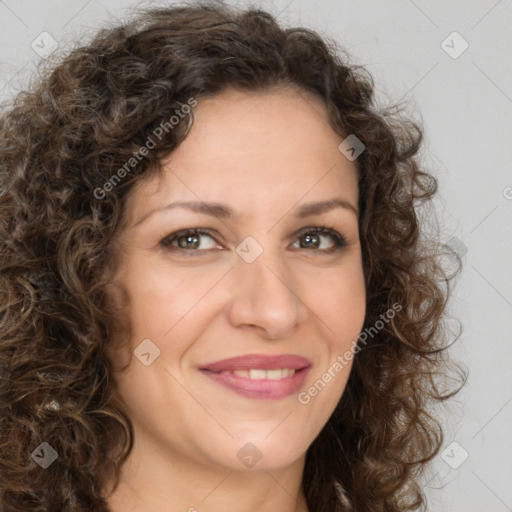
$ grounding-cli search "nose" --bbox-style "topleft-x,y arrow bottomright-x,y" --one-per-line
226,244 -> 309,339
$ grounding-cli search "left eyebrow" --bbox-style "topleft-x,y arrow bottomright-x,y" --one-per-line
133,198 -> 358,227
294,198 -> 358,218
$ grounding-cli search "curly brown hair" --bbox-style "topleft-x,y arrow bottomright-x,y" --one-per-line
0,2 -> 465,511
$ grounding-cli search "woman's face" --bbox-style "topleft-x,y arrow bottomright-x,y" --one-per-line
109,86 -> 366,473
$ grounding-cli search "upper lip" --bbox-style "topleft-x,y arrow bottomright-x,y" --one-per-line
199,354 -> 312,372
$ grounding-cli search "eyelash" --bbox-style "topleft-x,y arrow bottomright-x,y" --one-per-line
160,225 -> 348,255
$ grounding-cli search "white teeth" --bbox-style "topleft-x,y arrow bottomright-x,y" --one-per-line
219,369 -> 296,380
249,369 -> 267,380
266,369 -> 284,380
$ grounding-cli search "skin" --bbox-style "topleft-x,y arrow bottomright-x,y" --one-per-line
104,86 -> 366,512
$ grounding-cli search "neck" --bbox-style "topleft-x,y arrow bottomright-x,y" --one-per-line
103,433 -> 310,512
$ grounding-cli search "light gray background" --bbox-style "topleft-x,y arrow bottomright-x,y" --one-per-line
1,0 -> 511,510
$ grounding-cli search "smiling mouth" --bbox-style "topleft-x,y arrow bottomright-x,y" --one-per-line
199,367 -> 310,400
215,368 -> 297,379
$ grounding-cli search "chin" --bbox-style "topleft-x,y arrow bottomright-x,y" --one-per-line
211,435 -> 310,472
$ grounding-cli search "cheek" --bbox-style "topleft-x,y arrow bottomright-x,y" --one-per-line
120,259 -> 217,336
310,262 -> 366,343
299,272 -> 364,424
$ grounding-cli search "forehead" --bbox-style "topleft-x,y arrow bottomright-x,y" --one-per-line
126,87 -> 359,226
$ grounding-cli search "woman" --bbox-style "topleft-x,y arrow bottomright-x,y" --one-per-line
0,2 -> 465,511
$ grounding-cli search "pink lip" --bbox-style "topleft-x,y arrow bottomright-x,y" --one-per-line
198,354 -> 312,400
199,353 -> 311,372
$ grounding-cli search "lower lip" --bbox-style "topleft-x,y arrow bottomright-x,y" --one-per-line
199,368 -> 311,400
